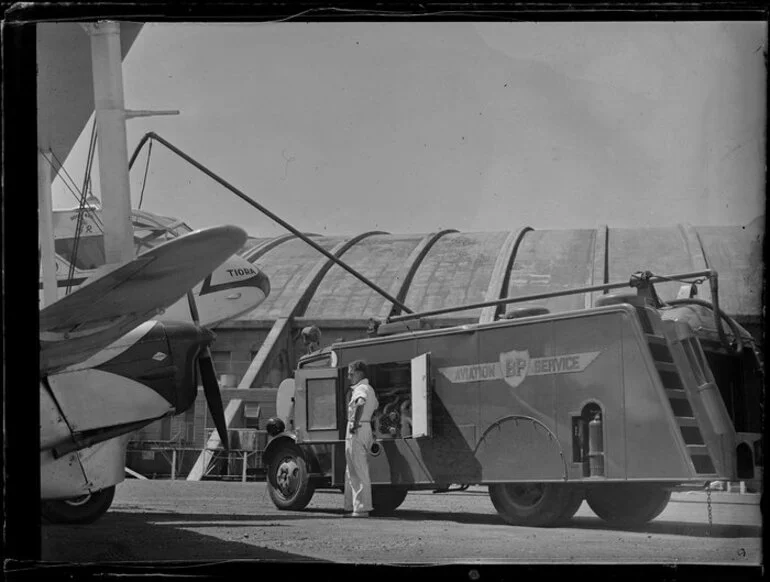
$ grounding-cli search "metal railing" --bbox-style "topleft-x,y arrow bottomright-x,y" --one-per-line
126,443 -> 265,482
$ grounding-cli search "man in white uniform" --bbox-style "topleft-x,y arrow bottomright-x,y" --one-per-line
343,359 -> 379,517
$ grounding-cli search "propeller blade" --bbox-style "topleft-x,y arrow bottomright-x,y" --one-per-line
186,289 -> 201,325
199,347 -> 229,452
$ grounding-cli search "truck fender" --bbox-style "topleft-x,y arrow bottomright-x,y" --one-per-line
263,433 -> 298,467
474,415 -> 568,481
262,433 -> 322,480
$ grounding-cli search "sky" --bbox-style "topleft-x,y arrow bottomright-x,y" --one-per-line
52,21 -> 767,238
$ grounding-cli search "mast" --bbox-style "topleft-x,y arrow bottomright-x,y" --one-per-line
38,148 -> 58,308
82,21 -> 135,265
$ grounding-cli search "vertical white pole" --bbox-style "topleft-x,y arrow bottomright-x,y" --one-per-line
38,150 -> 58,308
171,449 -> 177,481
242,451 -> 247,482
84,21 -> 134,265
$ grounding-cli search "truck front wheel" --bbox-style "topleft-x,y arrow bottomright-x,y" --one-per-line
266,444 -> 315,510
488,482 -> 578,527
585,483 -> 671,527
371,486 -> 408,515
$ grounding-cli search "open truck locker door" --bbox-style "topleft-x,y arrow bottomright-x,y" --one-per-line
410,353 -> 432,438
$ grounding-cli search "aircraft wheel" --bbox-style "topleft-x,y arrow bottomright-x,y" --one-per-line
586,483 -> 671,527
267,444 -> 315,510
371,486 -> 408,515
488,482 -> 577,527
41,486 -> 116,525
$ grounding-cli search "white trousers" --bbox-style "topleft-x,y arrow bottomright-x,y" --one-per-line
344,423 -> 373,513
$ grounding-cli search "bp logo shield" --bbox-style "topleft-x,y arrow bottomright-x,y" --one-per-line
500,349 -> 530,388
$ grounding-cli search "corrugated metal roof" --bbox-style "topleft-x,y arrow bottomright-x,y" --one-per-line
304,234 -> 424,319
237,221 -> 763,322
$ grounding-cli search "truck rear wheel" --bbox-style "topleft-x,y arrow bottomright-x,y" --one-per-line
371,486 -> 408,515
585,483 -> 671,527
555,486 -> 584,524
488,482 -> 578,527
41,486 -> 116,525
267,444 -> 315,510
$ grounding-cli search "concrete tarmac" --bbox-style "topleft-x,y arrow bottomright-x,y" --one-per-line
39,480 -> 762,565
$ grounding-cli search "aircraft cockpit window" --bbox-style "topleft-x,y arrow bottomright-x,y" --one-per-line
132,221 -> 194,253
54,236 -> 106,270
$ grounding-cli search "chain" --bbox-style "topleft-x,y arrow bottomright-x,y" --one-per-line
705,484 -> 713,536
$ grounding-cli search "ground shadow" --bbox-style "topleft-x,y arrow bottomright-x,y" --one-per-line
39,510 -> 332,563
128,488 -> 758,540
385,509 -> 761,539
568,516 -> 761,539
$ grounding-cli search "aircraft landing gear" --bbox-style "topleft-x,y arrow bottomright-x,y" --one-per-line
41,485 -> 116,525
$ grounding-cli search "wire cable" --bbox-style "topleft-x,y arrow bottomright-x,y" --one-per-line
66,121 -> 98,295
137,140 -> 153,210
42,148 -> 105,233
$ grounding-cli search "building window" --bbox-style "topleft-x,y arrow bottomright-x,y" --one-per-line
244,403 -> 261,429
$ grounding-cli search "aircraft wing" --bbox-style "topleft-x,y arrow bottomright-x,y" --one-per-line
37,22 -> 144,167
40,225 -> 248,375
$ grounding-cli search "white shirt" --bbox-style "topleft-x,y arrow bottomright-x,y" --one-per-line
347,378 -> 379,424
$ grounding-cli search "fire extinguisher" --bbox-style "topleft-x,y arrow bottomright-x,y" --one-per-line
588,411 -> 605,477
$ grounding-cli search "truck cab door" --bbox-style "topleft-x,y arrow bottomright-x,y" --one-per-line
410,352 -> 432,438
294,367 -> 343,443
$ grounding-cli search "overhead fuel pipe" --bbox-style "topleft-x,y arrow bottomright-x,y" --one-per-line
387,269 -> 735,353
128,132 -> 413,315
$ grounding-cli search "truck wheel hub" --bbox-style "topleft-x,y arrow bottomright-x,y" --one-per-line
506,483 -> 545,508
276,458 -> 300,496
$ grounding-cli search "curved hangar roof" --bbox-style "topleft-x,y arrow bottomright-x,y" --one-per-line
238,220 -> 763,323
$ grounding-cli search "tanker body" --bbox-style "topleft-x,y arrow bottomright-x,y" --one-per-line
262,272 -> 762,527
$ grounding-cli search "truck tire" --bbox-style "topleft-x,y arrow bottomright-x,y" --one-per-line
554,486 -> 585,524
267,444 -> 315,510
585,483 -> 671,527
488,482 -> 577,527
41,486 -> 116,525
371,486 -> 408,515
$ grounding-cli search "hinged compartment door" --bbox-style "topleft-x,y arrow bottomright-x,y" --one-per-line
295,367 -> 342,443
410,352 -> 432,438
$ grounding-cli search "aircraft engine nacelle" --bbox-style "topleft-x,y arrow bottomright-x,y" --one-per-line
44,319 -> 215,449
160,256 -> 271,327
86,319 -> 215,416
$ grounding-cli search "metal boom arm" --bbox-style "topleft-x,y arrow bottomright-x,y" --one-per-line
128,132 -> 413,314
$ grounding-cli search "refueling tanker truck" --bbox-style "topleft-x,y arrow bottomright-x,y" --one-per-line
262,269 -> 763,527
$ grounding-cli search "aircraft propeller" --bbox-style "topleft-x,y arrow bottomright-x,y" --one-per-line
186,290 -> 230,454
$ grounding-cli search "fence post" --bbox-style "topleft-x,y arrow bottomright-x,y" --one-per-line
171,449 -> 177,481
242,451 -> 248,482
